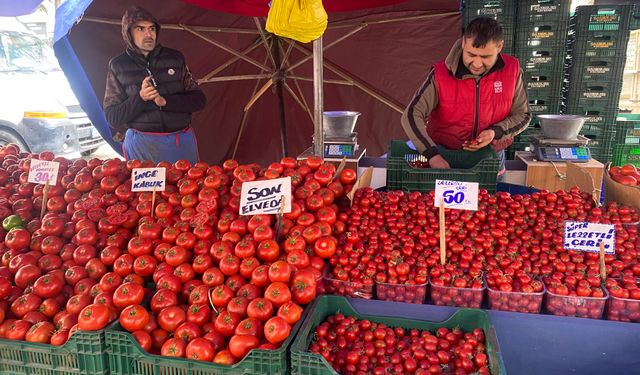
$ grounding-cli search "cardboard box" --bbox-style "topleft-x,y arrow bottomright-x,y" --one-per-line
603,164 -> 640,209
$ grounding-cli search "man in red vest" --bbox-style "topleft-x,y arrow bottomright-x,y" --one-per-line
401,17 -> 530,175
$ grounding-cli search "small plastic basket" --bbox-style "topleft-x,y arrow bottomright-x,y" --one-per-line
430,276 -> 486,308
487,280 -> 546,313
544,283 -> 609,319
375,280 -> 428,304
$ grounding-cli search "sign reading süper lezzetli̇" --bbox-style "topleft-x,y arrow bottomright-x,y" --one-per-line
564,221 -> 615,254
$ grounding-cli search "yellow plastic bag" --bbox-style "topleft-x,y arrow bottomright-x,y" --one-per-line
266,0 -> 328,43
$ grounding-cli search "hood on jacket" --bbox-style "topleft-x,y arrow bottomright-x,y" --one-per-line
121,5 -> 160,53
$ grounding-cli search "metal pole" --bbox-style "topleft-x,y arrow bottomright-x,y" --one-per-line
313,37 -> 324,156
272,37 -> 288,157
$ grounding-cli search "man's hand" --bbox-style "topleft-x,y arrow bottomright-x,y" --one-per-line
463,129 -> 495,151
154,96 -> 167,107
428,154 -> 450,169
139,76 -> 160,101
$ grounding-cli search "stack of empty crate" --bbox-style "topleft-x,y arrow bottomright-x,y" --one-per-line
509,0 -> 570,157
462,0 -> 516,55
564,4 -> 634,163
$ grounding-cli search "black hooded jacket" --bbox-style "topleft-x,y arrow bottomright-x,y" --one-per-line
103,6 -> 206,139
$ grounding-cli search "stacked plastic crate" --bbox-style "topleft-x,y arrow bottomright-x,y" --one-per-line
613,114 -> 640,167
564,5 -> 634,163
508,0 -> 571,158
462,0 -> 516,55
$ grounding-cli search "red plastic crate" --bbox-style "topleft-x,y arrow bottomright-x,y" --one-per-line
545,287 -> 609,319
605,279 -> 640,322
430,279 -> 485,308
375,281 -> 427,304
323,267 -> 374,299
487,281 -> 546,313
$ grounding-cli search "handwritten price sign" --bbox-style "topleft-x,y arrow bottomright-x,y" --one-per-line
434,180 -> 478,211
28,160 -> 59,185
564,221 -> 615,254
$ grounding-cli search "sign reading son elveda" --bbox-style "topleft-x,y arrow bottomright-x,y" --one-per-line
564,221 -> 615,254
131,168 -> 166,192
240,177 -> 292,216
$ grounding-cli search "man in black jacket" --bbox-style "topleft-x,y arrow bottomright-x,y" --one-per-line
103,5 -> 206,165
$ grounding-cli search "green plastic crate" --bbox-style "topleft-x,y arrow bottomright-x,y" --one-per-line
386,140 -> 499,193
616,115 -> 640,144
612,144 -> 640,167
0,330 -> 108,375
106,314 -> 306,375
290,296 -> 506,375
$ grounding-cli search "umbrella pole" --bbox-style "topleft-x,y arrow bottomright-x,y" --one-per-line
272,38 -> 288,157
313,37 -> 324,156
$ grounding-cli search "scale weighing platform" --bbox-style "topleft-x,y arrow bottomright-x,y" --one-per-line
529,134 -> 591,163
314,132 -> 360,158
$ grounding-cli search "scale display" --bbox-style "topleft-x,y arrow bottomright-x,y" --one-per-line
535,146 -> 591,162
324,143 -> 355,157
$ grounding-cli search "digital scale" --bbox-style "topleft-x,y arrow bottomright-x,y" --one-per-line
529,134 -> 591,163
319,132 -> 358,157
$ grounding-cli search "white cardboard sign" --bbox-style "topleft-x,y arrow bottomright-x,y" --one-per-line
131,168 -> 166,192
564,221 -> 615,254
28,160 -> 59,185
434,180 -> 479,211
240,177 -> 292,216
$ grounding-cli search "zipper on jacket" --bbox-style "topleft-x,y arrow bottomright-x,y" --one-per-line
147,61 -> 167,132
472,79 -> 480,139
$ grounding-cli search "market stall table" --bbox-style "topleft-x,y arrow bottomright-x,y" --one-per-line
348,298 -> 640,375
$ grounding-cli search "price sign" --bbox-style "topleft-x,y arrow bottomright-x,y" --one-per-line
28,159 -> 59,185
564,221 -> 615,254
434,180 -> 478,211
131,168 -> 166,192
240,177 -> 292,216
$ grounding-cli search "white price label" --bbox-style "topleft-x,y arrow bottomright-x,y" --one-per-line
564,221 -> 615,254
131,168 -> 166,192
240,177 -> 292,216
434,180 -> 478,211
27,159 -> 59,185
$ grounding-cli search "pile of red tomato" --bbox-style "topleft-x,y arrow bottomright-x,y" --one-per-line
308,313 -> 491,375
0,144 -> 358,364
327,186 -> 639,313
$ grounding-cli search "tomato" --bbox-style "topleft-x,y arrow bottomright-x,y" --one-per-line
235,317 -> 263,337
120,305 -> 150,333
78,304 -> 110,331
185,337 -> 215,361
268,261 -> 293,283
264,282 -> 292,308
256,240 -> 280,263
32,274 -> 64,299
150,289 -> 178,314
213,349 -> 239,365
157,306 -> 186,333
132,330 -> 152,352
229,334 -> 259,359
339,168 -> 357,185
161,337 -> 187,357
25,321 -> 55,343
313,236 -> 337,258
291,269 -> 318,305
214,310 -> 242,337
113,282 -> 145,309
264,316 -> 291,344
187,304 -> 211,326
210,285 -> 234,309
277,301 -> 303,325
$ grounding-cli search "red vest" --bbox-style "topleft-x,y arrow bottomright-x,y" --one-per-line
428,55 -> 520,150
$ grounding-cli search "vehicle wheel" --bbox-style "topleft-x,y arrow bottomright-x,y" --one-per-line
0,129 -> 29,152
81,148 -> 99,157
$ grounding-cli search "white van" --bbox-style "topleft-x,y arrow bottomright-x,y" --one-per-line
0,18 -> 105,156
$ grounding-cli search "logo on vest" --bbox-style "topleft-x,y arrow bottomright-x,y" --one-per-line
494,81 -> 503,94
168,68 -> 175,76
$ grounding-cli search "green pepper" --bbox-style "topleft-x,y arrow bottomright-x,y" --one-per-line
2,214 -> 23,232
